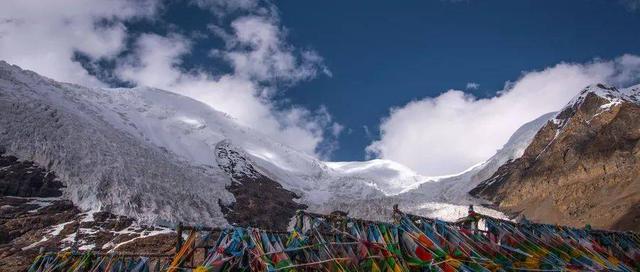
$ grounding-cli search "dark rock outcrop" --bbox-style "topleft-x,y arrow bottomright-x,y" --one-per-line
215,141 -> 307,230
0,149 -> 64,198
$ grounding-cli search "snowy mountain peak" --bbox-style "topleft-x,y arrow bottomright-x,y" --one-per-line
567,83 -> 640,109
3,61 -> 504,225
551,83 -> 640,131
1,60 -> 534,225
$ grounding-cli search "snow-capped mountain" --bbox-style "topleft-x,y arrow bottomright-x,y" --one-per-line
471,83 -> 640,231
0,60 -> 546,226
1,62 -> 231,226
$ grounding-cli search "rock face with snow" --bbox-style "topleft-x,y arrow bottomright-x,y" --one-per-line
215,140 -> 307,230
0,149 -> 64,198
0,152 -> 175,271
471,84 -> 640,232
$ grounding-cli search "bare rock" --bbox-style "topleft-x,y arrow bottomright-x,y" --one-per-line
471,86 -> 640,232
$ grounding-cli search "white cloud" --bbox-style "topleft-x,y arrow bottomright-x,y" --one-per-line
191,0 -> 259,15
465,82 -> 480,90
215,14 -> 330,83
117,34 -> 190,88
363,125 -> 372,139
620,0 -> 640,11
367,55 -> 640,176
1,0 -> 339,158
116,10 -> 336,157
0,0 -> 157,87
331,123 -> 345,137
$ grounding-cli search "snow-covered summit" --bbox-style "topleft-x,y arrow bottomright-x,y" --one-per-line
566,83 -> 640,109
551,83 -> 640,131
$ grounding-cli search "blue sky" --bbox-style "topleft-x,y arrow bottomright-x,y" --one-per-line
2,0 -> 640,175
276,0 -> 640,161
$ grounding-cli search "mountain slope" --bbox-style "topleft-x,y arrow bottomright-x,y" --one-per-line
0,62 -> 234,226
2,60 -> 550,227
305,111 -> 554,222
0,61 -> 447,226
471,84 -> 640,231
0,150 -> 177,270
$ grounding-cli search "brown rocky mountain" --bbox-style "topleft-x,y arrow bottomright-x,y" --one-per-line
471,84 -> 640,232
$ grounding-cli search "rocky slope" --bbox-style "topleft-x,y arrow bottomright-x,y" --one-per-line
471,84 -> 640,231
215,140 -> 306,230
0,151 -> 176,271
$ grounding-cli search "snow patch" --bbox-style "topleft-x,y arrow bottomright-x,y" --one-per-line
177,116 -> 206,129
79,244 -> 96,251
50,221 -> 74,236
106,227 -> 173,252
412,202 -> 508,222
25,199 -> 54,213
22,236 -> 49,250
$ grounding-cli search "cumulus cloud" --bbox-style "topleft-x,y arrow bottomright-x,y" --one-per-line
0,0 -> 157,87
212,14 -> 330,84
465,82 -> 480,90
367,55 -> 640,176
116,10 -> 336,157
0,0 -> 339,158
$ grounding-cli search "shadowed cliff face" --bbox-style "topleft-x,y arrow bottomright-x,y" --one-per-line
471,85 -> 640,232
0,148 -> 64,198
215,141 -> 307,231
